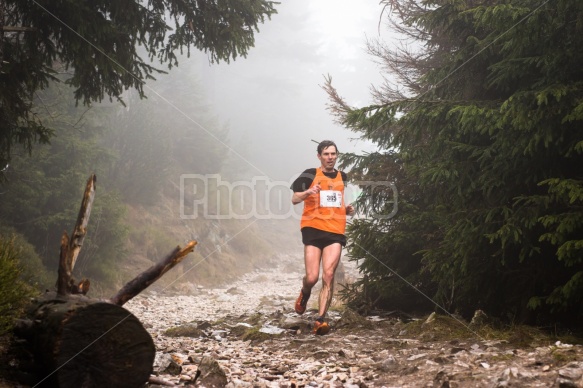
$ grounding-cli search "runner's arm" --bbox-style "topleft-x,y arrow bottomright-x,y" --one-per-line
290,169 -> 317,204
292,186 -> 320,204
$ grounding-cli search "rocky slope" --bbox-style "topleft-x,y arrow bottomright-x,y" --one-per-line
1,253 -> 581,387
122,254 -> 583,388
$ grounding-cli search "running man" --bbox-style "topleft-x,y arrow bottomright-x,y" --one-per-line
290,140 -> 354,335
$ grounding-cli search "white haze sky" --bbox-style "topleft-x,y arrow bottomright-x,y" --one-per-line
185,0 -> 394,183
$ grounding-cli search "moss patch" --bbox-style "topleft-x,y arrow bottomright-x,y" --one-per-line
241,327 -> 274,342
164,324 -> 206,338
402,314 -> 482,342
335,308 -> 375,330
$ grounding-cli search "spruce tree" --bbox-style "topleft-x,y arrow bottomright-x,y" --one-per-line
0,0 -> 277,179
326,0 -> 583,326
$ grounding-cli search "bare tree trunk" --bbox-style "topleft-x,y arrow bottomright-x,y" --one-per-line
57,174 -> 96,296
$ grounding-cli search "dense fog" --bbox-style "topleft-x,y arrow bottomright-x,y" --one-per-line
149,0 -> 390,183
0,1 -> 394,291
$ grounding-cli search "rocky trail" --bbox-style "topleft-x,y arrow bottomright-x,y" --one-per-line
1,253 -> 581,387
123,254 -> 583,388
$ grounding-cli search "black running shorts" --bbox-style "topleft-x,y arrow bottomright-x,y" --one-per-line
301,227 -> 346,249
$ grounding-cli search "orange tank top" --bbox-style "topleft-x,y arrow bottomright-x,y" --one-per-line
300,168 -> 346,235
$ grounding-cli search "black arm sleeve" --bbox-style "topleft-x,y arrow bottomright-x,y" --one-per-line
290,168 -> 316,192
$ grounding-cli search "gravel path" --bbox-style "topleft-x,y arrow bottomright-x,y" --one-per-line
125,254 -> 583,388
126,253 -> 309,328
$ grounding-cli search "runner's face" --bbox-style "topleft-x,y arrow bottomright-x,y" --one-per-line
318,146 -> 338,172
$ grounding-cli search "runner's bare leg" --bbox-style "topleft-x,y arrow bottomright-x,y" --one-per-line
318,243 -> 342,317
303,245 -> 322,293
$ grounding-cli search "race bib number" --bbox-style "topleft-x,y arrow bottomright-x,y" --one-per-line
320,190 -> 342,208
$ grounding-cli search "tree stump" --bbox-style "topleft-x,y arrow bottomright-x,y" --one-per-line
17,293 -> 155,387
12,174 -> 197,387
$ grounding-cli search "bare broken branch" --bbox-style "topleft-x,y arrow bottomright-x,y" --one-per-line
109,240 -> 198,306
69,174 -> 96,272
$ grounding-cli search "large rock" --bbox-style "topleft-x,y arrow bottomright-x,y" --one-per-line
198,356 -> 227,387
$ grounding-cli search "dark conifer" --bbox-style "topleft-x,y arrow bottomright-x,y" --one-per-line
325,0 -> 583,327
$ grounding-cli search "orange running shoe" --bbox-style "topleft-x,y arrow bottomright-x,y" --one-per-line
294,289 -> 310,315
312,319 -> 330,335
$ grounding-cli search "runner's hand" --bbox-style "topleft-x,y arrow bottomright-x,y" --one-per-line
307,184 -> 321,195
346,204 -> 355,216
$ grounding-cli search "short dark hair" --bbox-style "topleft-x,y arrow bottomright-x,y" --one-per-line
317,140 -> 338,155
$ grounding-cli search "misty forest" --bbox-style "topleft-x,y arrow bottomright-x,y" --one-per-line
1,0 -> 583,386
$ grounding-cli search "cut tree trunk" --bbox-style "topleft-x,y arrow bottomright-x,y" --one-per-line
16,293 -> 155,387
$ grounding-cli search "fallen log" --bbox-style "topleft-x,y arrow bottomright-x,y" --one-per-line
14,174 -> 198,388
15,294 -> 155,387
